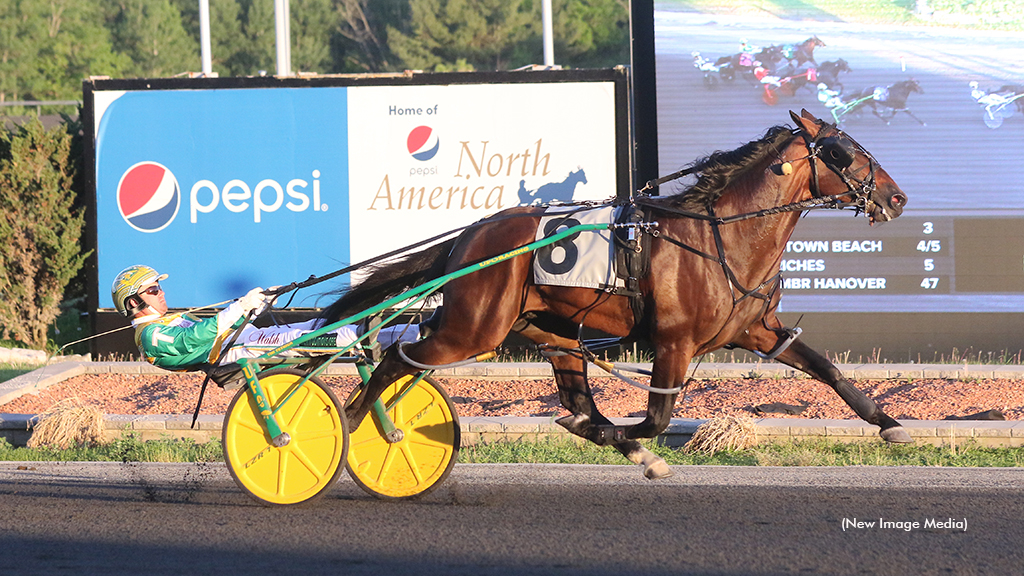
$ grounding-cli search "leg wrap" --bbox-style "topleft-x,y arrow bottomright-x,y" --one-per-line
833,379 -> 880,424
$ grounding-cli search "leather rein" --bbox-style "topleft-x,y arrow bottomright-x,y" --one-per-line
633,121 -> 880,310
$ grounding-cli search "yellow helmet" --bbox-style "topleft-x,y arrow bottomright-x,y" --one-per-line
111,265 -> 168,317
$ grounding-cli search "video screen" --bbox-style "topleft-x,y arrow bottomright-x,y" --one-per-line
654,9 -> 1024,313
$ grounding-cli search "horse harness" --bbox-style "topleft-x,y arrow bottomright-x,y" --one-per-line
621,121 -> 881,358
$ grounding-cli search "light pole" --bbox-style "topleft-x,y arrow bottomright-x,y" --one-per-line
199,0 -> 212,76
542,0 -> 555,66
274,0 -> 292,76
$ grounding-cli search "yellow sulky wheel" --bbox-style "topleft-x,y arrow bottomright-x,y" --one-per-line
346,375 -> 460,500
223,368 -> 348,506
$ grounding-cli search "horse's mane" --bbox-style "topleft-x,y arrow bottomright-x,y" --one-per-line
657,125 -> 799,210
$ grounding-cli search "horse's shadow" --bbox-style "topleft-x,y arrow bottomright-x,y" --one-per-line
518,168 -> 588,206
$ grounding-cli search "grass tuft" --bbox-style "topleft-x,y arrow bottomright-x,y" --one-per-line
684,416 -> 759,455
27,398 -> 103,449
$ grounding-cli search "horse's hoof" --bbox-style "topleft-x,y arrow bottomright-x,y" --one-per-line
880,426 -> 913,444
644,459 -> 673,480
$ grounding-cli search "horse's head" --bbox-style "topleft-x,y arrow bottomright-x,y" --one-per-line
759,45 -> 785,65
789,109 -> 907,224
835,58 -> 850,72
904,78 -> 923,94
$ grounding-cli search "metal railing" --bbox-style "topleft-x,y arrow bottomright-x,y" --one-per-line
0,100 -> 81,113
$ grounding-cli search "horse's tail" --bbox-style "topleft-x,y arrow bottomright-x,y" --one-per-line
319,237 -> 458,324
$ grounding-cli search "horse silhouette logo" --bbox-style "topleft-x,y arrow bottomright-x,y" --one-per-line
518,168 -> 588,206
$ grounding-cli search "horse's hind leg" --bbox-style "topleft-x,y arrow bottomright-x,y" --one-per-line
517,317 -> 670,479
345,310 -> 513,426
734,329 -> 911,443
543,352 -> 672,480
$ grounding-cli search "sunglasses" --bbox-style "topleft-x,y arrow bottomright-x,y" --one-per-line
139,284 -> 163,296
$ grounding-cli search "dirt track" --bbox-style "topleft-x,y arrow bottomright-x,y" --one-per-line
1,371 -> 1018,421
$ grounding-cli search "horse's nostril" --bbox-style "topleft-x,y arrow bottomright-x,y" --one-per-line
891,193 -> 907,207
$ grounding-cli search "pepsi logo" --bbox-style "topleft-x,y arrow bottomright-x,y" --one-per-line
117,161 -> 181,232
407,126 -> 440,161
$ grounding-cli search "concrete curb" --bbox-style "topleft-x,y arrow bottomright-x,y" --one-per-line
2,360 -> 1023,448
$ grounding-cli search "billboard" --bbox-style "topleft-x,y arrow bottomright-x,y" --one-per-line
627,4 -> 1024,359
653,11 -> 1024,314
85,70 -> 630,312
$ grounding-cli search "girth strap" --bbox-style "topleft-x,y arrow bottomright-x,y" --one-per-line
612,204 -> 652,330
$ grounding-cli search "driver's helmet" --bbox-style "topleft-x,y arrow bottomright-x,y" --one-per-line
112,265 -> 168,317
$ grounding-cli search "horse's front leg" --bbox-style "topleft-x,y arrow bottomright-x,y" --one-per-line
903,109 -> 927,126
734,329 -> 912,443
622,343 -> 688,443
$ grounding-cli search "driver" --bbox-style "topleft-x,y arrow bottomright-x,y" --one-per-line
112,265 -> 421,371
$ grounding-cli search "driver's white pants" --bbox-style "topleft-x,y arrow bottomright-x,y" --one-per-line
219,319 -> 418,364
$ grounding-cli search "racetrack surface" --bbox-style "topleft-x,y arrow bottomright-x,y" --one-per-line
1,462 -> 1021,575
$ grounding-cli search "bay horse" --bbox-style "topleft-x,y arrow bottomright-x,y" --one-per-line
782,36 -> 826,67
845,79 -> 925,125
812,58 -> 851,93
324,109 -> 911,480
716,45 -> 785,83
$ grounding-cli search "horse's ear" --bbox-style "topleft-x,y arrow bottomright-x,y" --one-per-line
790,109 -> 817,134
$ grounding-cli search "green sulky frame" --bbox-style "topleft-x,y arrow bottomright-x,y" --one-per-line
232,221 -> 615,446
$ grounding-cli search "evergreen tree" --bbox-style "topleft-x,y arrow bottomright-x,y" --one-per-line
332,0 -> 407,72
550,0 -> 629,68
387,0 -> 537,71
291,0 -> 334,73
386,0 -> 628,72
0,0 -> 129,102
101,0 -> 198,78
0,118 -> 89,349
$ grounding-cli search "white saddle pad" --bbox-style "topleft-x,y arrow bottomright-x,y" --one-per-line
533,205 -> 624,290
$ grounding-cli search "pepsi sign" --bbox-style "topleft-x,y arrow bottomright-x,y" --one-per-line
93,87 -> 351,308
407,126 -> 440,161
91,76 -> 624,310
116,161 -> 180,232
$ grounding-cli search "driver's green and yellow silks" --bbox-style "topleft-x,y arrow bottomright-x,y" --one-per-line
132,302 -> 246,370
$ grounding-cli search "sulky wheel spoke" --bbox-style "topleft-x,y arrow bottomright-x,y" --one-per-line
399,445 -> 424,484
376,444 -> 399,484
289,444 -> 330,480
276,451 -> 289,497
409,436 -> 450,452
282,387 -> 315,428
235,417 -> 266,436
349,434 -> 387,450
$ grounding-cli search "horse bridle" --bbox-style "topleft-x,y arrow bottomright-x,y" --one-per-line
629,120 -> 887,359
795,121 -> 880,217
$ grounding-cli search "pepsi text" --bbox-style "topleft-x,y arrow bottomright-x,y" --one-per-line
190,169 -> 325,223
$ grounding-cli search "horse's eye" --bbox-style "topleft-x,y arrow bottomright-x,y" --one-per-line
818,136 -> 855,170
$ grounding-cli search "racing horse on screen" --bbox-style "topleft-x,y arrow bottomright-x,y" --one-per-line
324,109 -> 911,479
